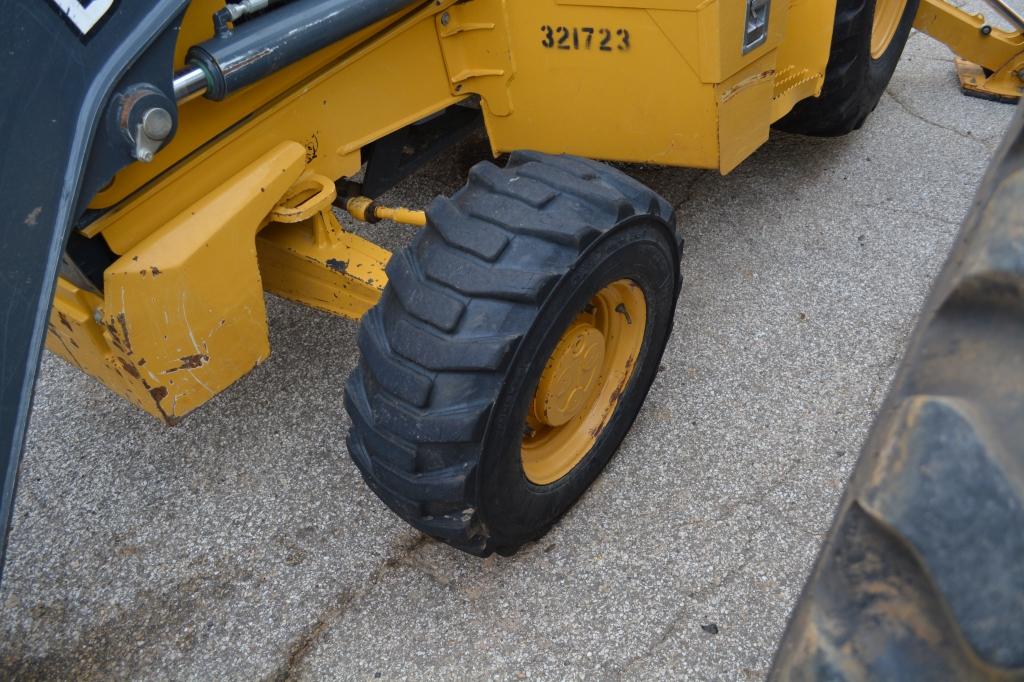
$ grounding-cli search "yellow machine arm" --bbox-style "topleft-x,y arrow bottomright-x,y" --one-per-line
917,0 -> 1024,102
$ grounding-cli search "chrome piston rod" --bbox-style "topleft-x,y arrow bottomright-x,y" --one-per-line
172,0 -> 422,102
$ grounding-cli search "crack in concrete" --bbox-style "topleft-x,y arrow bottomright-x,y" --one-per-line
884,89 -> 998,149
612,457 -> 804,677
615,527 -> 759,678
268,533 -> 432,681
673,170 -> 713,212
853,200 -> 964,227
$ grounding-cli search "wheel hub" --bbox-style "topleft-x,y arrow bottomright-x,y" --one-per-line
521,279 -> 648,485
531,323 -> 606,427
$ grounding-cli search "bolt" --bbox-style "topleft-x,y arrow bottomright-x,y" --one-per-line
981,24 -> 992,36
440,11 -> 450,26
93,308 -> 103,324
138,149 -> 154,163
141,107 -> 173,141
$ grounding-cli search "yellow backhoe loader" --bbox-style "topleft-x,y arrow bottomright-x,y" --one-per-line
3,1 -> 1024,674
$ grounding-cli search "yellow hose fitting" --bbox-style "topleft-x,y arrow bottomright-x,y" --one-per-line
343,196 -> 426,227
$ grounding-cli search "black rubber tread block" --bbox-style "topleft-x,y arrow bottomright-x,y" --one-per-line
418,234 -> 559,303
466,195 -> 602,249
509,151 -> 677,236
365,385 -> 492,445
774,502 -> 991,681
388,316 -> 518,372
357,307 -> 434,408
426,196 -> 510,262
345,370 -> 417,473
369,457 -> 473,506
384,249 -> 467,332
514,162 -> 636,222
347,432 -> 421,518
860,397 -> 1024,668
467,162 -> 557,208
943,175 -> 1024,312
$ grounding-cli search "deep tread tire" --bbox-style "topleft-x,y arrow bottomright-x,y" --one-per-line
345,151 -> 681,555
775,0 -> 920,136
770,106 -> 1024,678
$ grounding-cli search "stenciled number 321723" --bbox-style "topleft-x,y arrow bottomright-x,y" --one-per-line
540,25 -> 631,51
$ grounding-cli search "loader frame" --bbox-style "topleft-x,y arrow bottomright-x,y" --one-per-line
50,0 -> 842,427
2,0 -> 1024,576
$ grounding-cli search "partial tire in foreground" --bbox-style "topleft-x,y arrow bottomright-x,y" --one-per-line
771,98 -> 1024,679
775,0 -> 920,136
345,151 -> 681,556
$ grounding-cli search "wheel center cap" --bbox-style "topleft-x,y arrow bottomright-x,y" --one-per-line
532,323 -> 606,428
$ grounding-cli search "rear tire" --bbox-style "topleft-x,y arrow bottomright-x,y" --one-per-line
771,99 -> 1024,680
345,151 -> 682,556
775,0 -> 919,136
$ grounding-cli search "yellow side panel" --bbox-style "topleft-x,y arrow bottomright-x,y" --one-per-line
695,0 -> 789,83
717,53 -> 778,174
486,2 -> 721,168
469,0 -> 793,170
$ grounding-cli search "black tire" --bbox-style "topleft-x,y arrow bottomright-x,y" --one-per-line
344,151 -> 681,556
771,103 -> 1024,678
775,0 -> 919,136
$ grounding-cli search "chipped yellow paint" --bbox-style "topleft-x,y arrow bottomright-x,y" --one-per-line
45,278 -> 169,420
718,69 -> 778,105
45,143 -> 306,423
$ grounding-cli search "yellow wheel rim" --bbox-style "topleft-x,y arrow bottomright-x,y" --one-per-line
870,0 -> 908,59
521,279 -> 647,485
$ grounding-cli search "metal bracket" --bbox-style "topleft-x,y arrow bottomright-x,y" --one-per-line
257,179 -> 390,320
436,3 -> 514,116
